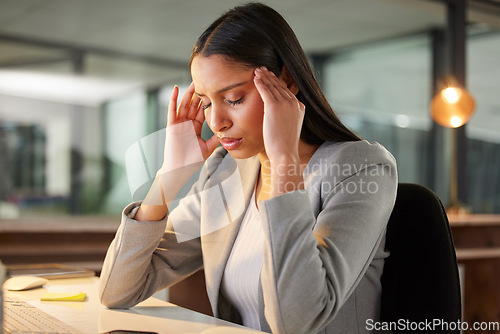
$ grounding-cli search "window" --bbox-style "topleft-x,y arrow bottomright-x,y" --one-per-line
322,34 -> 433,186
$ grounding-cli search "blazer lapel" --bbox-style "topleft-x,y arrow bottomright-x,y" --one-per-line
201,154 -> 260,315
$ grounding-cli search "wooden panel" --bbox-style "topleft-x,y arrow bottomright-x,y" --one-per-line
0,217 -> 119,273
0,217 -> 214,315
169,270 -> 213,316
449,214 -> 500,333
461,259 -> 500,328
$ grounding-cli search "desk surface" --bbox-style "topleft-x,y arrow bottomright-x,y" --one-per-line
448,213 -> 500,227
5,276 -> 263,334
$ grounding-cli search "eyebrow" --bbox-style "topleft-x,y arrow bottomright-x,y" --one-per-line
195,80 -> 249,97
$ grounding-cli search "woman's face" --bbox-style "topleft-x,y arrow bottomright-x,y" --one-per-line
191,55 -> 265,159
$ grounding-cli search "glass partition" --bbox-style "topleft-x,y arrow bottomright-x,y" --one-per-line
466,31 -> 500,213
322,30 -> 500,213
1,29 -> 499,219
323,34 -> 433,186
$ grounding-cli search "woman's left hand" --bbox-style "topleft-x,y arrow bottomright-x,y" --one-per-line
253,66 -> 305,164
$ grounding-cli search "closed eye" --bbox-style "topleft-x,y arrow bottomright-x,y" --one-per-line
226,98 -> 243,106
202,97 -> 242,110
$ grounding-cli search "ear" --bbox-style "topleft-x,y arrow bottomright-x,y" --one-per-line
279,65 -> 299,95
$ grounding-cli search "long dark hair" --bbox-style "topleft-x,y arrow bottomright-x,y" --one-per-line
190,2 -> 361,144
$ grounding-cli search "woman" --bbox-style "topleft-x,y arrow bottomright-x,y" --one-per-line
99,3 -> 398,333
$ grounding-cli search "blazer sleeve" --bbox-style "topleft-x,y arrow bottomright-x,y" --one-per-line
258,141 -> 398,334
98,148 -> 227,309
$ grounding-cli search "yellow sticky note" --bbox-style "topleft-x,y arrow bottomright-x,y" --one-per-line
40,292 -> 87,302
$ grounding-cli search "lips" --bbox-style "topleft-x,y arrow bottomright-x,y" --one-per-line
219,137 -> 243,150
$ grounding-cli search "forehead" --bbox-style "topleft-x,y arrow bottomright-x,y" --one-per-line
191,55 -> 254,94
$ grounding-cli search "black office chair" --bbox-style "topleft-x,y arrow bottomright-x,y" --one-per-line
380,183 -> 462,333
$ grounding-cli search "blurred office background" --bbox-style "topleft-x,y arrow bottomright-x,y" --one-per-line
0,0 -> 499,217
2,0 -> 500,327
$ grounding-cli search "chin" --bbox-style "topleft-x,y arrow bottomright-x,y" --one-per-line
224,145 -> 261,160
226,150 -> 256,160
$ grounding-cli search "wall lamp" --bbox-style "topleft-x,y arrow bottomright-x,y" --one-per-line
430,77 -> 476,214
431,78 -> 475,129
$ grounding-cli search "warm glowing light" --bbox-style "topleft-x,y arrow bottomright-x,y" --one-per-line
441,87 -> 461,104
0,70 -> 141,106
430,85 -> 475,128
450,116 -> 463,128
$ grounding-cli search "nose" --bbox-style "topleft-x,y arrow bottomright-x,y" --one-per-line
208,104 -> 232,133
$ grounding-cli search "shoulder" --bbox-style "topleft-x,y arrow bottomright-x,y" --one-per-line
308,140 -> 396,174
305,140 -> 397,186
312,140 -> 396,167
304,140 -> 398,212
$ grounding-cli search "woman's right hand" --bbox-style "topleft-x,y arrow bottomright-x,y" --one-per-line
136,83 -> 219,221
160,82 -> 219,175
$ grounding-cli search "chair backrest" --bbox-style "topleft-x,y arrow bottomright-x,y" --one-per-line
381,183 -> 462,333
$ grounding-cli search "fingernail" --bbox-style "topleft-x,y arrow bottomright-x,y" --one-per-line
255,67 -> 262,73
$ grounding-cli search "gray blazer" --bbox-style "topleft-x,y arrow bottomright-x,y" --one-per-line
99,140 -> 398,334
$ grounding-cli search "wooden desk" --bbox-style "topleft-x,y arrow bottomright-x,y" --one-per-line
0,216 -> 119,274
0,216 -> 212,315
3,214 -> 500,329
448,214 -> 500,331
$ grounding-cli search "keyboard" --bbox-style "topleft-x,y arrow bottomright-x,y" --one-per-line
3,297 -> 83,334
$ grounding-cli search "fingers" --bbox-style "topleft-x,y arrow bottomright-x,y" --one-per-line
203,134 -> 221,159
254,67 -> 278,103
177,82 -> 201,120
254,67 -> 294,103
194,100 -> 206,125
177,82 -> 194,118
167,85 -> 179,126
187,94 -> 202,120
